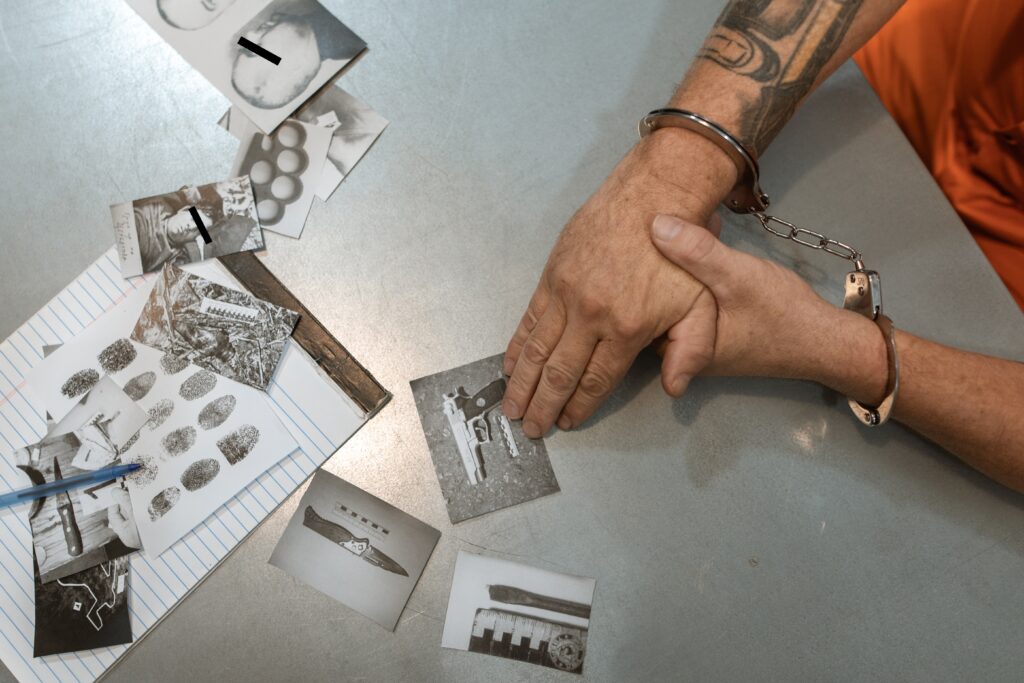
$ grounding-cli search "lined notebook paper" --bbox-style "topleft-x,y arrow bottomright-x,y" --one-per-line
0,249 -> 366,683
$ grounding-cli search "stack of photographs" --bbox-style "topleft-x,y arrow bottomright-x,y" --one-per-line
11,378 -> 147,657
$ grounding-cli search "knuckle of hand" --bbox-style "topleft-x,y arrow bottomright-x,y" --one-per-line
611,312 -> 645,339
577,294 -> 607,319
541,363 -> 577,393
579,367 -> 613,398
522,338 -> 552,365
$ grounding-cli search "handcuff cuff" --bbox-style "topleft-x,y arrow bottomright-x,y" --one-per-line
639,108 -> 899,426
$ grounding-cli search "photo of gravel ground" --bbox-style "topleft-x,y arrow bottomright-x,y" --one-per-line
132,264 -> 299,391
410,353 -> 560,524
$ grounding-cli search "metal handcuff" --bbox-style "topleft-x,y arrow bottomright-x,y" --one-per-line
639,108 -> 899,426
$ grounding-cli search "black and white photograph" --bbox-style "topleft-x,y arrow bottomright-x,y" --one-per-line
16,429 -> 141,584
111,176 -> 262,277
294,86 -> 388,199
230,0 -> 365,113
410,354 -> 560,524
442,551 -> 596,675
130,264 -> 300,391
269,470 -> 441,631
220,85 -> 388,200
230,119 -> 332,238
51,377 -> 149,471
33,555 -> 132,657
127,0 -> 366,133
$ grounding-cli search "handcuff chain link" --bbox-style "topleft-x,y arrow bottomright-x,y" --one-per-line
753,212 -> 866,271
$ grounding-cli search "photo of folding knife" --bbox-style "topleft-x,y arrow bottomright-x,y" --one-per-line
302,506 -> 408,576
53,458 -> 83,557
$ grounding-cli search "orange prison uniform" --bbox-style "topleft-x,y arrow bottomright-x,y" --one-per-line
855,0 -> 1024,310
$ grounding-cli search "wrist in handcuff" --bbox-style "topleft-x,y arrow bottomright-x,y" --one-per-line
637,125 -> 738,218
639,107 -> 899,425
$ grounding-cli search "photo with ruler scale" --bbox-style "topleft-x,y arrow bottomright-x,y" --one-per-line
127,0 -> 367,133
410,354 -> 560,524
111,176 -> 262,277
269,470 -> 441,631
442,551 -> 596,675
131,264 -> 300,391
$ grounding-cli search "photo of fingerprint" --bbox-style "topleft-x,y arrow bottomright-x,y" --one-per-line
198,395 -> 236,430
162,426 -> 197,457
125,453 -> 158,488
148,487 -> 181,521
217,424 -> 260,465
159,352 -> 189,375
60,369 -> 99,399
180,459 -> 221,492
179,369 -> 217,400
97,339 -> 137,373
123,371 -> 157,401
146,399 -> 175,431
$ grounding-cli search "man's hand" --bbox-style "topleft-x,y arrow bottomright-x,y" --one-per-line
502,130 -> 737,438
650,214 -> 888,404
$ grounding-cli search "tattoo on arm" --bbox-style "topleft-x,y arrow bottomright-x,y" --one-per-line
699,0 -> 865,155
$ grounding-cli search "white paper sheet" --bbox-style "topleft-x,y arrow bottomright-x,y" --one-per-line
24,272 -> 299,558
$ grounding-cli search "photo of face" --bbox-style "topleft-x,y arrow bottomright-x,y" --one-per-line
233,19 -> 321,109
230,0 -> 366,111
157,0 -> 236,30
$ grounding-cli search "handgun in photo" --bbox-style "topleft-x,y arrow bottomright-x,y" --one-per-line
442,378 -> 520,485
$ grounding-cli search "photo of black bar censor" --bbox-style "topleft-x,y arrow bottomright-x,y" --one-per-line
237,36 -> 282,65
188,206 -> 212,244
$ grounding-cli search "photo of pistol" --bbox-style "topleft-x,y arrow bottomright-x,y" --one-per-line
443,378 -> 520,485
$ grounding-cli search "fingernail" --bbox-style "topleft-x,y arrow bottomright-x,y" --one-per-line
523,420 -> 541,439
653,215 -> 682,241
503,357 -> 515,375
502,398 -> 520,419
557,415 -> 572,430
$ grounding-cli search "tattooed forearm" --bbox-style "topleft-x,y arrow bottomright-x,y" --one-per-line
698,0 -> 865,155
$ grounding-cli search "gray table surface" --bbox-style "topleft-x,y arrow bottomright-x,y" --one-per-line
2,0 -> 1023,681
